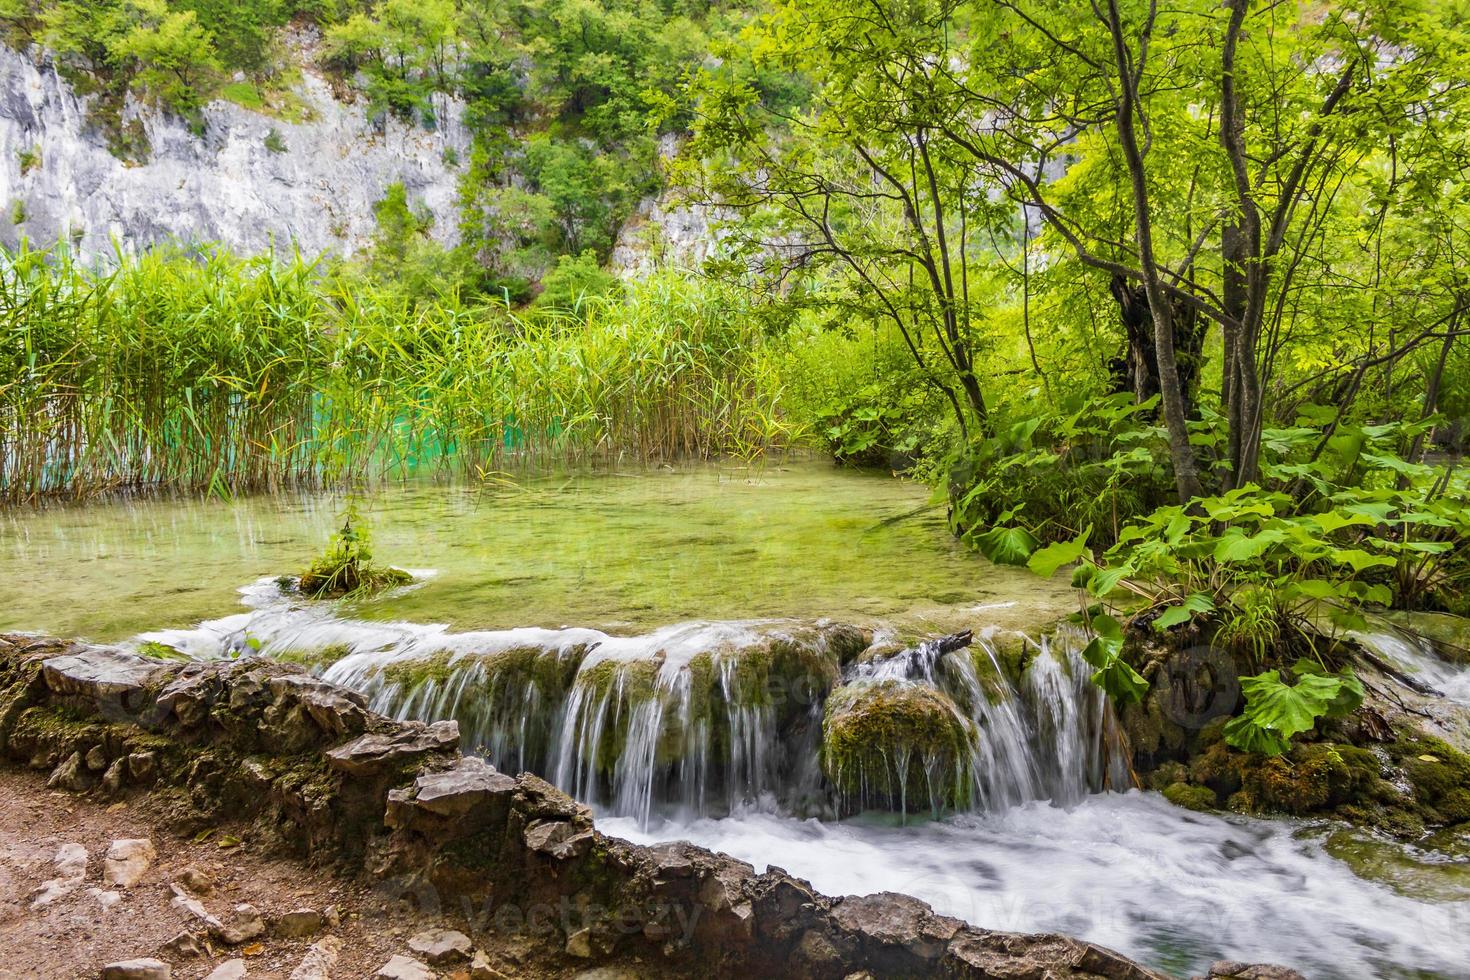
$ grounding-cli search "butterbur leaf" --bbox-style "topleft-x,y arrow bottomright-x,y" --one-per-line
1223,715 -> 1292,756
1153,593 -> 1215,631
972,525 -> 1039,566
1091,659 -> 1149,705
1087,566 -> 1130,598
1237,669 -> 1342,740
1028,527 -> 1092,578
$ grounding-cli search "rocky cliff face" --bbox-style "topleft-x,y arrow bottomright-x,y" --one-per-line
0,44 -> 469,261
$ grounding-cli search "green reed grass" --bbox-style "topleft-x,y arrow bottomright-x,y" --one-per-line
0,243 -> 795,503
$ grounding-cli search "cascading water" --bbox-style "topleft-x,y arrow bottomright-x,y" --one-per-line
143,581 -> 1128,827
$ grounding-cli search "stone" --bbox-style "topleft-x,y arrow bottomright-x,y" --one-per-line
468,952 -> 507,980
401,756 -> 517,818
267,674 -> 370,737
42,648 -> 172,703
407,928 -> 473,965
126,751 -> 157,783
159,932 -> 205,959
30,841 -> 87,908
1073,943 -> 1168,980
88,887 -> 122,909
204,962 -> 247,980
1207,963 -> 1308,980
290,937 -> 344,980
325,720 -> 460,776
102,756 -> 128,794
830,892 -> 964,962
86,744 -> 109,771
47,750 -> 88,791
100,961 -> 171,980
323,904 -> 341,927
169,883 -> 209,921
103,838 -> 156,887
208,903 -> 266,946
372,956 -> 436,980
176,865 -> 215,894
522,819 -> 593,861
274,907 -> 325,938
565,928 -> 593,959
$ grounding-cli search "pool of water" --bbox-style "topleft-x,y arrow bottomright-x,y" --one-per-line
0,461 -> 1074,643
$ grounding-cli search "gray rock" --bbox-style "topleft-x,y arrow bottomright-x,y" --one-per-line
46,750 -> 88,791
523,819 -> 593,861
203,962 -> 247,980
289,937 -> 344,980
159,932 -> 204,959
103,838 -> 156,888
406,928 -> 473,965
1207,963 -> 1308,980
175,865 -> 214,894
41,648 -> 172,702
565,928 -> 593,959
325,720 -> 459,775
1073,942 -> 1169,980
85,744 -> 109,771
126,751 -> 157,783
406,756 -> 516,817
88,887 -> 122,908
102,756 -> 128,794
100,961 -> 170,980
208,903 -> 266,946
273,907 -> 324,938
830,892 -> 963,961
371,956 -> 435,980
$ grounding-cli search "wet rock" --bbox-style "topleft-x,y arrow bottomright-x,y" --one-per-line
203,962 -> 247,980
208,903 -> 266,945
830,892 -> 963,962
274,907 -> 325,938
1073,942 -> 1169,979
372,956 -> 435,980
42,648 -> 172,704
159,932 -> 204,959
1206,963 -> 1308,980
47,750 -> 88,791
103,838 -> 156,887
100,961 -> 171,980
523,819 -> 594,861
290,936 -> 344,980
29,841 -> 87,908
88,886 -> 122,909
176,865 -> 214,894
325,720 -> 460,776
407,928 -> 473,965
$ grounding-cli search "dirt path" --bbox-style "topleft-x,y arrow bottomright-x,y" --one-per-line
0,767 -> 650,980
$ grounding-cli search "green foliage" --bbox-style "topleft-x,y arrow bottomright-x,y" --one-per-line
263,127 -> 286,153
297,500 -> 411,598
1223,662 -> 1365,757
16,144 -> 39,175
533,249 -> 621,315
0,244 -> 794,502
1077,613 -> 1149,706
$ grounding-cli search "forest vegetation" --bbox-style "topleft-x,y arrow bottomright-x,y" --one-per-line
4,0 -> 1470,762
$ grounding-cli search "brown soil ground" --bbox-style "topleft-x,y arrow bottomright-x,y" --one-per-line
0,767 -> 661,980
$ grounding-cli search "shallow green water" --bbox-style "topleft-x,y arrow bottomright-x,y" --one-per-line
0,460 -> 1073,642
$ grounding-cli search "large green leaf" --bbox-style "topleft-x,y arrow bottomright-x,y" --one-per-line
1236,669 -> 1342,739
1152,592 -> 1215,631
972,525 -> 1039,566
1028,528 -> 1092,578
1223,715 -> 1293,756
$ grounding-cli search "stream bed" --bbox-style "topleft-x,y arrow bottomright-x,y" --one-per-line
3,462 -> 1469,978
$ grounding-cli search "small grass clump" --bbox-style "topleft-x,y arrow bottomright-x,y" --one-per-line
294,503 -> 410,599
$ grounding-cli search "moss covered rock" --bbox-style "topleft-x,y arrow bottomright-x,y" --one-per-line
821,681 -> 975,814
1162,782 -> 1218,812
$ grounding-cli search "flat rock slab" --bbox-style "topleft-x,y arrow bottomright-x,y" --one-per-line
373,955 -> 435,980
42,649 -> 173,702
289,937 -> 343,980
325,720 -> 459,776
407,927 -> 473,965
203,961 -> 247,980
411,756 -> 516,816
101,961 -> 171,980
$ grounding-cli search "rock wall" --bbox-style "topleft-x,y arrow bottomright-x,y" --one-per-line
0,633 -> 1300,980
0,43 -> 469,261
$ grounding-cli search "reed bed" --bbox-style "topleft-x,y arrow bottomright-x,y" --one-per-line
0,244 -> 795,503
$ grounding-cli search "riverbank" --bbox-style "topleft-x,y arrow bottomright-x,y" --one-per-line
0,632 -> 1297,980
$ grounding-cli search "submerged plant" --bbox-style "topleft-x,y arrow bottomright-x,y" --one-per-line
295,502 -> 410,598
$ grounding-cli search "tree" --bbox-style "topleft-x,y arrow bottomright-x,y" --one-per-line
107,0 -> 221,116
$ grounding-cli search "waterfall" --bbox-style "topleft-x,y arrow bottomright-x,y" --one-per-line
140,590 -> 1126,827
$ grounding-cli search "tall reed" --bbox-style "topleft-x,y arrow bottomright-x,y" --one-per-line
0,243 -> 793,503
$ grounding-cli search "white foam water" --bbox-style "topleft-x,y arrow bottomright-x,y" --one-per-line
602,792 -> 1470,979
